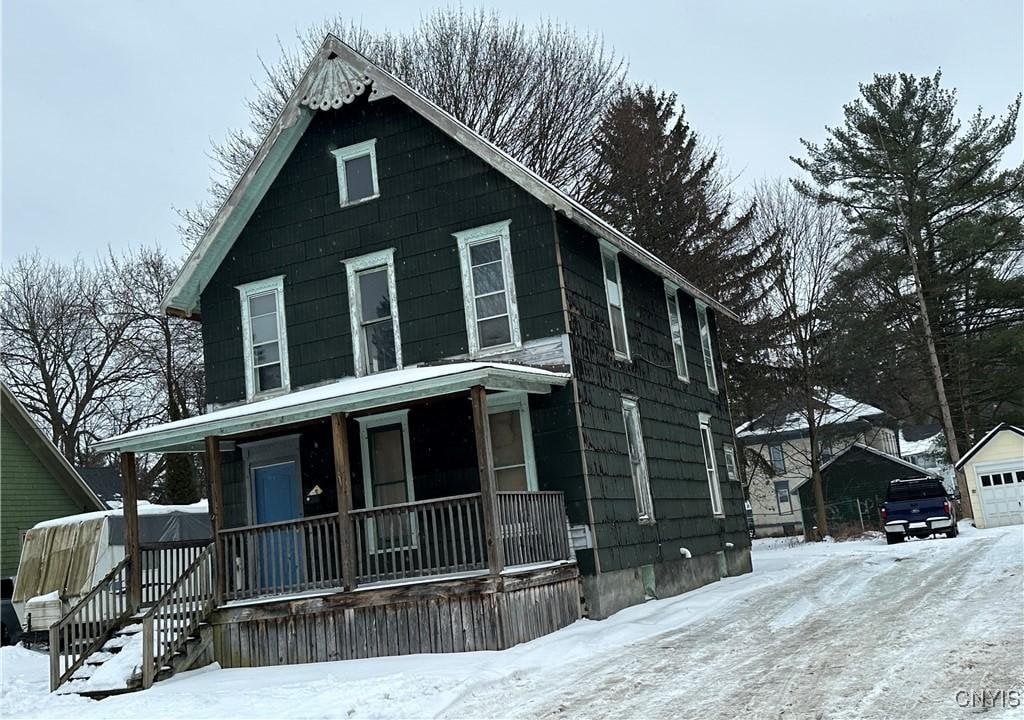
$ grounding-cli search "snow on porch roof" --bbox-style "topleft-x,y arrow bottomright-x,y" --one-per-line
92,362 -> 569,454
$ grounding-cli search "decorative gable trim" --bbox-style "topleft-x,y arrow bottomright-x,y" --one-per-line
300,55 -> 374,110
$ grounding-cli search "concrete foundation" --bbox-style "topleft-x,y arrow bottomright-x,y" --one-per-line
581,546 -> 753,620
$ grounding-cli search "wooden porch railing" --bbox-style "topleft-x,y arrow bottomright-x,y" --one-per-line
140,544 -> 214,688
49,556 -> 133,692
215,490 -> 570,600
220,513 -> 343,602
496,491 -> 573,567
140,540 -> 210,606
351,492 -> 487,586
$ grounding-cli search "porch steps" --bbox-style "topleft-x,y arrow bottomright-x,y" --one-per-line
57,618 -> 213,699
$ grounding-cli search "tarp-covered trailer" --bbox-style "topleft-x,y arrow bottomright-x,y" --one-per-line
12,502 -> 211,636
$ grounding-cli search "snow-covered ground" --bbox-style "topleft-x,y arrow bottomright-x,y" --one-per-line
3,522 -> 1022,719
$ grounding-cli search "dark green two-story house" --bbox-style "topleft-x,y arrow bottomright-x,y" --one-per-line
93,35 -> 750,672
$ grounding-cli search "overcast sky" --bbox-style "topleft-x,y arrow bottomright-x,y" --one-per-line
2,0 -> 1021,262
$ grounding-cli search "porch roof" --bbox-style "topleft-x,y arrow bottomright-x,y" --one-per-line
93,362 -> 569,454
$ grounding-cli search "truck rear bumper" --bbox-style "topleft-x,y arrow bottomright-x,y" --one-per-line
885,517 -> 953,535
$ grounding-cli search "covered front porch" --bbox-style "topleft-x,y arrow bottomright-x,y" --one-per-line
94,362 -> 576,607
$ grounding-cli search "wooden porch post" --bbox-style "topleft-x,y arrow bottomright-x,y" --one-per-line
331,412 -> 357,591
471,385 -> 505,575
119,452 -> 142,610
205,436 -> 226,606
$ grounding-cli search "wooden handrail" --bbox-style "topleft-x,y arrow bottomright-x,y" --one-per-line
348,492 -> 483,516
219,512 -> 340,534
139,539 -> 211,551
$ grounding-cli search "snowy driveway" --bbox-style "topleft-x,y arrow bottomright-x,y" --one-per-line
3,523 -> 1022,719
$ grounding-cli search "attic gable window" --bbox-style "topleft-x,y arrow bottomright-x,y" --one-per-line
332,139 -> 379,206
600,243 -> 630,360
664,282 -> 689,382
237,276 -> 290,400
454,220 -> 521,355
344,248 -> 402,377
696,301 -> 718,393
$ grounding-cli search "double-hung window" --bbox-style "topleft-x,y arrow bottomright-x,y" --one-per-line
769,444 -> 786,475
344,249 -> 402,376
621,397 -> 654,523
332,139 -> 379,206
487,392 -> 538,491
602,243 -> 630,360
455,220 -> 521,355
699,413 -> 724,516
775,481 -> 793,514
238,276 -> 290,399
665,282 -> 689,381
695,301 -> 718,393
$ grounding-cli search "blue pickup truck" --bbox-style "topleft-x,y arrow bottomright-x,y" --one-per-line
880,477 -> 958,544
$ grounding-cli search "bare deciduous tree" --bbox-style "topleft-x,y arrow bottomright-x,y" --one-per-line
178,9 -> 626,247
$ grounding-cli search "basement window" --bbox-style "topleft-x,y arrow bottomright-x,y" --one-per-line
237,276 -> 290,400
332,139 -> 379,206
454,220 -> 521,355
344,249 -> 402,377
622,397 -> 654,524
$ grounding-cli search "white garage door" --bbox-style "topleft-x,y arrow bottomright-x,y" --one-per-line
977,464 -> 1024,528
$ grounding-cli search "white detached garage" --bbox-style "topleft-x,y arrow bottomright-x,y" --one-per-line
956,423 -> 1024,529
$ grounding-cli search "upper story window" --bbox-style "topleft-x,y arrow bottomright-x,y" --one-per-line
723,443 -> 739,482
699,413 -> 724,516
237,276 -> 290,400
621,397 -> 654,524
344,249 -> 402,377
695,301 -> 718,393
769,444 -> 786,474
601,243 -> 630,360
332,139 -> 379,206
454,220 -> 521,355
664,282 -> 689,381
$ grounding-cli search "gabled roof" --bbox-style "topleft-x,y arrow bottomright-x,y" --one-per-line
736,391 -> 886,440
1,383 -> 105,511
792,442 -> 937,492
954,423 -> 1024,470
162,35 -> 738,322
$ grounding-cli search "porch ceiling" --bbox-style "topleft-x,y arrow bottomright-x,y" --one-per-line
92,362 -> 569,454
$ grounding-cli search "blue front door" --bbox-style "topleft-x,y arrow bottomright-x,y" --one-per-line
252,461 -> 303,590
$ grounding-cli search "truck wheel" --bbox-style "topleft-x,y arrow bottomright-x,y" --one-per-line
885,533 -> 904,545
947,523 -> 959,538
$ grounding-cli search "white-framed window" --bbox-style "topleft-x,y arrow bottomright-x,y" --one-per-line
699,413 -> 724,516
454,220 -> 521,355
343,248 -> 402,376
695,301 -> 718,393
621,397 -> 654,523
601,242 -> 630,360
664,282 -> 689,381
332,138 -> 379,206
769,444 -> 786,474
237,276 -> 290,400
487,391 -> 538,491
775,481 -> 793,514
723,443 -> 739,482
357,410 -> 416,552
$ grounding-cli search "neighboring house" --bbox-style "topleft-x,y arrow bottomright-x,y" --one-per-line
795,443 -> 941,533
75,35 -> 750,687
0,384 -> 104,577
736,392 -> 897,537
954,424 -> 1024,529
75,466 -> 124,508
899,424 -> 955,492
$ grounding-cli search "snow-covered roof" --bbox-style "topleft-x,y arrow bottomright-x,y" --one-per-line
93,362 -> 569,453
898,430 -> 943,458
954,423 -> 1024,470
31,500 -> 209,530
160,35 -> 737,322
736,392 -> 886,439
792,443 -> 936,492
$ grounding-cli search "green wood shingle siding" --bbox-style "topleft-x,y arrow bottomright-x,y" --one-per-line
200,95 -> 564,405
556,217 -> 749,573
0,417 -> 92,577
